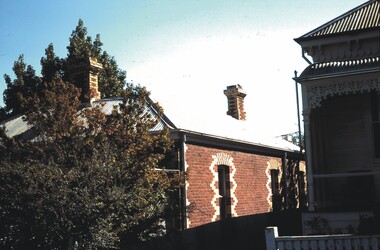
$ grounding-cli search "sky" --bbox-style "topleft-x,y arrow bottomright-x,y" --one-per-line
0,0 -> 365,138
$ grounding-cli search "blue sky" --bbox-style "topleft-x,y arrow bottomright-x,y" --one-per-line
0,0 -> 364,137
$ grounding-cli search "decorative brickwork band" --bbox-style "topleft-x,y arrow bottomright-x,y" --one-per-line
209,153 -> 238,222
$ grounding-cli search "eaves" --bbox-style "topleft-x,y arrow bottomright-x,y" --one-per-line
169,129 -> 304,160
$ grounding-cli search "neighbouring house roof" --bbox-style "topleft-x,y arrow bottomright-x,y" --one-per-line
90,98 -> 176,131
0,97 -> 174,139
296,56 -> 380,81
1,115 -> 33,139
296,0 -> 380,41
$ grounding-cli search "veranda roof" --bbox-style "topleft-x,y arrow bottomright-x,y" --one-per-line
296,56 -> 380,81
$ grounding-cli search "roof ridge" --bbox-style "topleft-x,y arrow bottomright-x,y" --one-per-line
296,0 -> 379,40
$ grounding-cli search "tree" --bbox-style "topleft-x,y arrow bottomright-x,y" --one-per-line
0,79 -> 180,249
291,131 -> 304,150
2,19 -> 126,119
98,51 -> 127,98
40,43 -> 63,83
65,19 -> 126,99
3,55 -> 42,116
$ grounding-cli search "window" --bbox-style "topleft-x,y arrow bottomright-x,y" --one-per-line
270,169 -> 281,211
218,165 -> 231,219
371,93 -> 380,159
298,170 -> 307,209
270,169 -> 280,194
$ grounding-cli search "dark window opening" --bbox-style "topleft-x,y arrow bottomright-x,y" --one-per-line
346,174 -> 375,210
270,169 -> 281,211
270,169 -> 280,194
298,171 -> 307,209
218,165 -> 231,219
315,174 -> 375,211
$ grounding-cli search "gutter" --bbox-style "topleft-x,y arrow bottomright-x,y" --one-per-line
294,71 -> 303,154
170,129 -> 304,160
301,49 -> 312,65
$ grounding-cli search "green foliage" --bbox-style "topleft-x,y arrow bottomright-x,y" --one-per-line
64,19 -> 126,99
98,52 -> 126,98
3,55 -> 42,116
41,44 -> 64,82
2,19 -> 126,119
0,19 -> 173,248
291,132 -> 304,150
0,79 -> 179,249
65,19 -> 103,62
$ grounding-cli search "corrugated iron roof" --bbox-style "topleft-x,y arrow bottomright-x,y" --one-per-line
297,56 -> 380,80
1,115 -> 31,138
1,97 -> 176,138
297,0 -> 380,40
1,95 -> 301,152
91,98 -> 176,131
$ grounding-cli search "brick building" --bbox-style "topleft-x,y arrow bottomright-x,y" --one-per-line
160,84 -> 305,229
168,132 -> 305,229
1,59 -> 305,231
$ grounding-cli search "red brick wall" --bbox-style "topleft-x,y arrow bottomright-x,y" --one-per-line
185,143 -> 282,228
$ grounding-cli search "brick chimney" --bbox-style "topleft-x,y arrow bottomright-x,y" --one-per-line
67,57 -> 103,102
224,84 -> 247,120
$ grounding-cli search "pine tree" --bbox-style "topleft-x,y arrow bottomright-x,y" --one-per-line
1,19 -> 126,119
40,43 -> 63,82
65,19 -> 126,99
98,51 -> 126,98
3,55 -> 42,116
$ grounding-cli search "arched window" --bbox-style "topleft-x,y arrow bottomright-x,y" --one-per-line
218,165 -> 231,219
270,169 -> 281,211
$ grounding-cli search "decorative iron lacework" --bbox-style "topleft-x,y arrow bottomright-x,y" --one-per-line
308,78 -> 380,109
